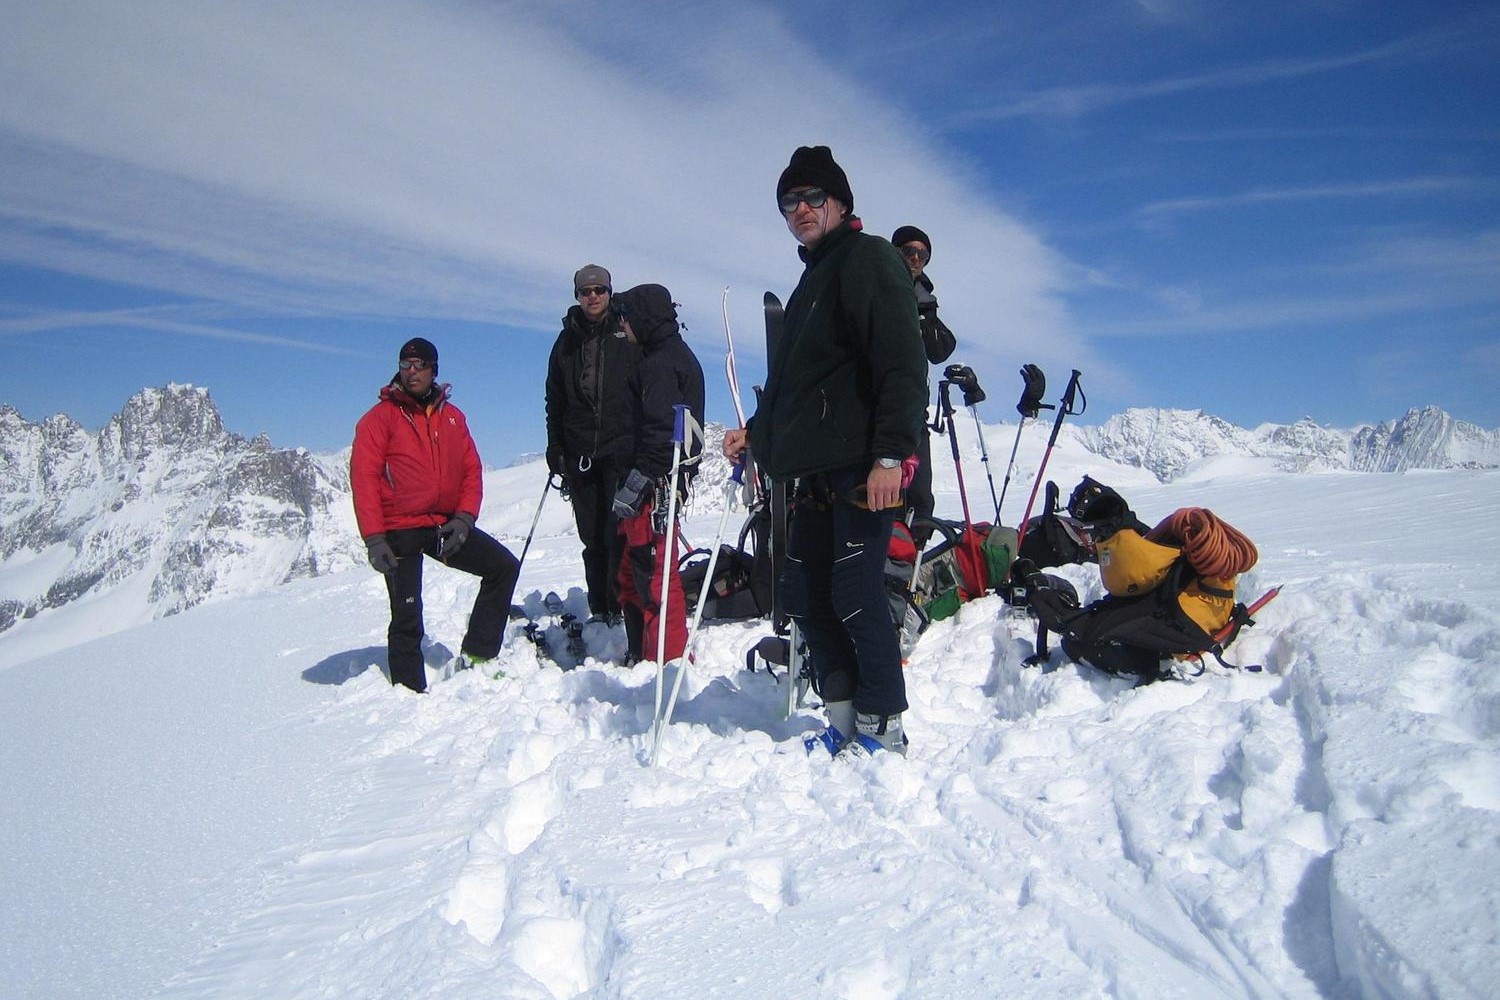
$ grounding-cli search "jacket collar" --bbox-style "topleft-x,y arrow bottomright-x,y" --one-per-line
797,215 -> 862,266
380,381 -> 449,412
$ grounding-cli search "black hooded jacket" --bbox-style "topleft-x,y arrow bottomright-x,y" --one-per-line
614,284 -> 706,483
545,305 -> 641,470
914,272 -> 957,364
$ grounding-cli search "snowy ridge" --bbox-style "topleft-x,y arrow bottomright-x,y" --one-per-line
2,468 -> 1496,998
1079,405 -> 1500,481
1078,406 -> 1500,481
3,388 -> 1496,671
0,385 -> 362,664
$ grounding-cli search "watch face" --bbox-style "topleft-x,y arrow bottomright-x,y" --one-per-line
878,458 -> 900,469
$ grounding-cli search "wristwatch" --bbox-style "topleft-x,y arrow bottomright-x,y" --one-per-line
876,457 -> 901,469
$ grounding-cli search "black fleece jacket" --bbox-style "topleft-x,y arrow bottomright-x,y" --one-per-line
748,219 -> 927,480
545,305 -> 641,470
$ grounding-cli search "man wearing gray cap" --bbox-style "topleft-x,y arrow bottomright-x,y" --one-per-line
545,264 -> 641,624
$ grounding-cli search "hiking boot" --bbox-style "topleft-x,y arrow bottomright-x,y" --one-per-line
802,700 -> 856,756
454,653 -> 498,676
802,725 -> 849,756
847,711 -> 909,757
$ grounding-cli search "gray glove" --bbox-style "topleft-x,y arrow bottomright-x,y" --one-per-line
366,535 -> 398,575
611,468 -> 654,520
435,512 -> 475,557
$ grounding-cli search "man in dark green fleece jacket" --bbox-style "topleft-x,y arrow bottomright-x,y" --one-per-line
723,145 -> 927,756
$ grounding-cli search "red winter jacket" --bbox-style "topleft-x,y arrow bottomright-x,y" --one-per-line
351,383 -> 483,539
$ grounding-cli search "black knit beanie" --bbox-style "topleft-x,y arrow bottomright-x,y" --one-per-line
891,225 -> 931,258
776,145 -> 854,214
399,337 -> 438,366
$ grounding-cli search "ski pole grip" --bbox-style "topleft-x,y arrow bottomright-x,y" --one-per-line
672,403 -> 688,444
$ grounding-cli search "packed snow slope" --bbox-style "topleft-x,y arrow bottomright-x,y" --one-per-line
2,460 -> 1497,999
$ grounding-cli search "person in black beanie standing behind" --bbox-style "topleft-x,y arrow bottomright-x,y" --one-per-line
723,146 -> 927,756
545,265 -> 641,625
891,225 -> 957,544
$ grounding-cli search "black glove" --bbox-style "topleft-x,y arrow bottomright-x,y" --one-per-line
611,468 -> 654,520
365,535 -> 398,575
943,363 -> 986,407
1017,364 -> 1046,418
546,445 -> 566,476
435,513 -> 474,557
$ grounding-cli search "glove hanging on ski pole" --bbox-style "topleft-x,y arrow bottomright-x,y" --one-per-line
997,364 -> 1049,516
1016,364 -> 1048,419
1014,369 -> 1085,555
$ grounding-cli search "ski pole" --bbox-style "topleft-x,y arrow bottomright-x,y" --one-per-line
997,365 -> 1049,519
651,404 -> 701,739
1014,369 -> 1085,554
937,380 -> 973,529
651,456 -> 746,766
515,473 -> 558,580
943,363 -> 1001,524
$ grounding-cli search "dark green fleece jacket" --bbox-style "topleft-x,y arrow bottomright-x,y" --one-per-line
749,218 -> 928,481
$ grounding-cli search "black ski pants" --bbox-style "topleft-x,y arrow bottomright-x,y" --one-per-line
565,457 -> 625,617
383,525 -> 520,693
782,464 -> 907,719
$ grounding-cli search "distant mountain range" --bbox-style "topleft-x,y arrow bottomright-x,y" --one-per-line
0,385 -> 362,644
1080,405 -> 1500,480
2,385 -> 1496,655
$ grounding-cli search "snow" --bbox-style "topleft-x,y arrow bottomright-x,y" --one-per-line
2,461 -> 1499,999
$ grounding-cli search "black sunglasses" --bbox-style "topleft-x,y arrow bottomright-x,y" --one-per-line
779,187 -> 829,214
398,359 -> 431,371
898,245 -> 931,264
577,285 -> 610,298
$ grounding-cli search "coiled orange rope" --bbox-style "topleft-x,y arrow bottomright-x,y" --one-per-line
1147,507 -> 1258,579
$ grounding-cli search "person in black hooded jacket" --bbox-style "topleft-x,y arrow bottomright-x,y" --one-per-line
545,264 -> 641,623
608,283 -> 705,666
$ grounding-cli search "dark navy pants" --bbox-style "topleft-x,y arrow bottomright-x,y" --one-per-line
781,465 -> 907,718
383,526 -> 519,692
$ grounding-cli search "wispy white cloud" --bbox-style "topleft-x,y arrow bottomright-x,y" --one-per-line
949,25 -> 1477,123
0,0 -> 1085,378
1135,177 -> 1491,219
0,304 -> 366,355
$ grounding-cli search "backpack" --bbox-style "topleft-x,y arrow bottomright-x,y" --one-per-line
1023,494 -> 1272,681
1017,481 -> 1097,568
680,501 -> 774,621
908,517 -> 1017,622
884,520 -> 930,658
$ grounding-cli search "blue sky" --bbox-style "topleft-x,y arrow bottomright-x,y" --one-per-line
1,0 -> 1496,465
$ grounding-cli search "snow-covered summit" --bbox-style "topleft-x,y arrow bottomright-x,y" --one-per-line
1078,405 -> 1500,481
0,384 -> 362,663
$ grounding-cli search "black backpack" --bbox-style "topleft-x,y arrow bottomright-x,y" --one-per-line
680,501 -> 773,621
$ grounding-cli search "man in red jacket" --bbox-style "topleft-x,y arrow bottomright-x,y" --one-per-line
351,337 -> 520,692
